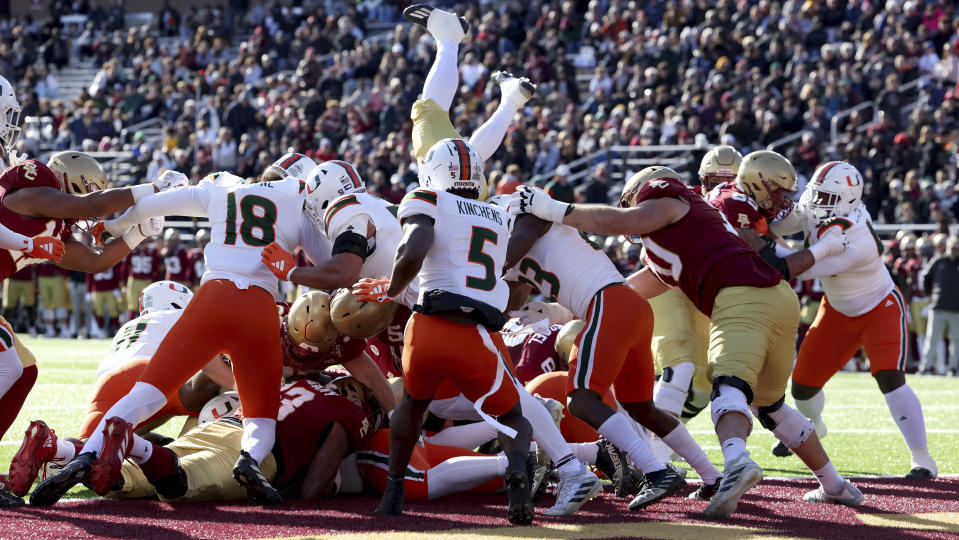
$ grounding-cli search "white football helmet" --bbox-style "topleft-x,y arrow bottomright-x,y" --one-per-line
303,160 -> 366,230
801,161 -> 864,223
0,75 -> 21,151
268,153 -> 317,179
418,138 -> 485,194
139,280 -> 194,315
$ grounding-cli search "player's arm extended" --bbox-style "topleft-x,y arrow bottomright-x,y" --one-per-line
386,214 -> 434,299
794,243 -> 863,281
3,184 -> 157,219
626,267 -> 671,299
562,198 -> 688,236
289,253 -> 364,290
301,423 -> 350,499
105,186 -> 210,238
344,352 -> 397,412
57,235 -> 135,273
505,214 -> 551,270
0,220 -> 35,251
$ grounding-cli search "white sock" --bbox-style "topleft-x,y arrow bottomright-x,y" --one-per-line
422,40 -> 459,111
241,417 -> 277,465
426,422 -> 498,450
427,455 -> 505,499
648,436 -> 672,464
0,348 -> 23,395
519,389 -> 574,467
720,437 -> 747,466
812,461 -> 845,494
795,390 -> 825,426
662,424 -> 721,484
80,382 -> 168,456
597,414 -> 664,475
569,442 -> 599,465
128,434 -> 153,464
469,101 -> 518,162
883,385 -> 935,470
52,438 -> 77,464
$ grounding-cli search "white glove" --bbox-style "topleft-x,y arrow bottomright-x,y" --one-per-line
121,216 -> 165,249
508,301 -> 575,326
509,186 -> 570,223
154,170 -> 189,192
808,227 -> 848,261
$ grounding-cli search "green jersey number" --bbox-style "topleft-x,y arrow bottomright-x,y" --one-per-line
517,258 -> 561,301
225,193 -> 278,246
466,226 -> 499,291
110,320 -> 149,353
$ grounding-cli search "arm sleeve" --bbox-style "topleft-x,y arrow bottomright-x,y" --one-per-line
0,222 -> 32,252
111,186 -> 211,233
795,244 -> 864,281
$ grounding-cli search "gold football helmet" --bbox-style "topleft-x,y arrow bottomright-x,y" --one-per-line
329,375 -> 372,409
285,291 -> 339,355
46,151 -> 107,194
735,150 -> 797,218
330,287 -> 397,339
619,166 -> 683,208
698,145 -> 743,191
554,319 -> 586,364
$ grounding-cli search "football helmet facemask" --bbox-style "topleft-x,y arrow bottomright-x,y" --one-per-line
735,150 -> 797,218
0,75 -> 21,151
800,161 -> 864,224
139,280 -> 194,315
302,160 -> 366,231
284,291 -> 339,367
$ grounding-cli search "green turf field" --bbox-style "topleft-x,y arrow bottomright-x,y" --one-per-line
1,336 -> 957,499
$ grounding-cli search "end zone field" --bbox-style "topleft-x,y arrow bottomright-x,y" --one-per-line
1,337 -> 957,539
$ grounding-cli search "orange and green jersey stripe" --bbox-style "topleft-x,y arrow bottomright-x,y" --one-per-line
323,195 -> 361,234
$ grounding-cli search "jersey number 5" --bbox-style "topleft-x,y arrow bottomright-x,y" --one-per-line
466,226 -> 498,291
225,192 -> 277,246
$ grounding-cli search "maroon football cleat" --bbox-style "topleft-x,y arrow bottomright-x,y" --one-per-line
8,420 -> 58,496
89,417 -> 134,495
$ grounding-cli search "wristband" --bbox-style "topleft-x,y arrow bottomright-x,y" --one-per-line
130,184 -> 156,203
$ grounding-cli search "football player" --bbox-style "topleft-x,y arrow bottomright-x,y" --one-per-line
160,229 -> 190,283
503,195 -> 718,508
766,162 -> 937,480
108,376 -> 381,503
35,263 -> 69,338
86,266 -> 122,337
697,145 -> 742,194
352,137 -> 534,526
32,167 -> 328,507
509,166 -> 862,517
6,281 -> 230,497
186,228 -> 208,290
707,150 -> 795,237
122,239 -> 163,320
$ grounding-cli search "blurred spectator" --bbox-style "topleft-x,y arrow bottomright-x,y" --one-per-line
920,236 -> 959,375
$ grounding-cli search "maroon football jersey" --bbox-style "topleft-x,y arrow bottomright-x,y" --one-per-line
365,336 -> 402,378
186,247 -> 204,286
706,181 -> 768,234
637,177 -> 781,315
36,261 -> 66,278
0,161 -> 71,279
87,267 -> 121,292
162,246 -> 190,282
126,245 -> 162,281
236,379 -> 376,484
514,324 -> 564,385
10,265 -> 34,281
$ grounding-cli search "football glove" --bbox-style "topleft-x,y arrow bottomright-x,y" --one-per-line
261,242 -> 296,281
509,186 -> 570,223
121,216 -> 165,249
808,227 -> 849,261
352,277 -> 394,304
23,235 -> 65,262
508,301 -> 575,326
154,170 -> 189,192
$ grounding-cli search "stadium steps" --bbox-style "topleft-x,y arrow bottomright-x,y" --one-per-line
54,62 -> 99,103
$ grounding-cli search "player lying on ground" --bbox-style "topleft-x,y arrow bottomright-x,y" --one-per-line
763,161 -> 938,480
509,166 -> 863,517
5,281 -> 233,500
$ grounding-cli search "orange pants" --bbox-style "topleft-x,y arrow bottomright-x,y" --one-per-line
80,358 -> 193,439
402,313 -> 519,417
793,288 -> 909,388
357,429 -> 503,499
139,279 -> 282,419
525,371 -> 615,443
568,285 -> 655,402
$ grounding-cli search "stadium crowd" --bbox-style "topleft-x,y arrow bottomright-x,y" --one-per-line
0,0 -> 956,375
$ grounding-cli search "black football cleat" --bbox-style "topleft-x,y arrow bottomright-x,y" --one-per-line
30,452 -> 95,506
0,488 -> 24,507
233,450 -> 282,505
628,465 -> 686,511
905,467 -> 936,480
374,477 -> 405,516
771,440 -> 794,457
505,452 -> 534,526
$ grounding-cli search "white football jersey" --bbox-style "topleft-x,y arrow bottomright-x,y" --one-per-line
796,204 -> 894,317
505,223 -> 623,319
97,309 -> 182,378
397,188 -> 510,311
109,173 -> 308,298
323,192 -> 419,308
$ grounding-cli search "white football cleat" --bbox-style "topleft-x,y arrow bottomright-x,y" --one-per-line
803,479 -> 863,506
544,464 -> 602,516
403,4 -> 469,44
491,71 -> 537,107
703,452 -> 763,518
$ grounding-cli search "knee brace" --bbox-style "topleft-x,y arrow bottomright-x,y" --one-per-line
710,384 -> 753,434
681,386 -> 710,422
751,396 -> 814,450
656,362 -> 695,412
711,375 -> 754,404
